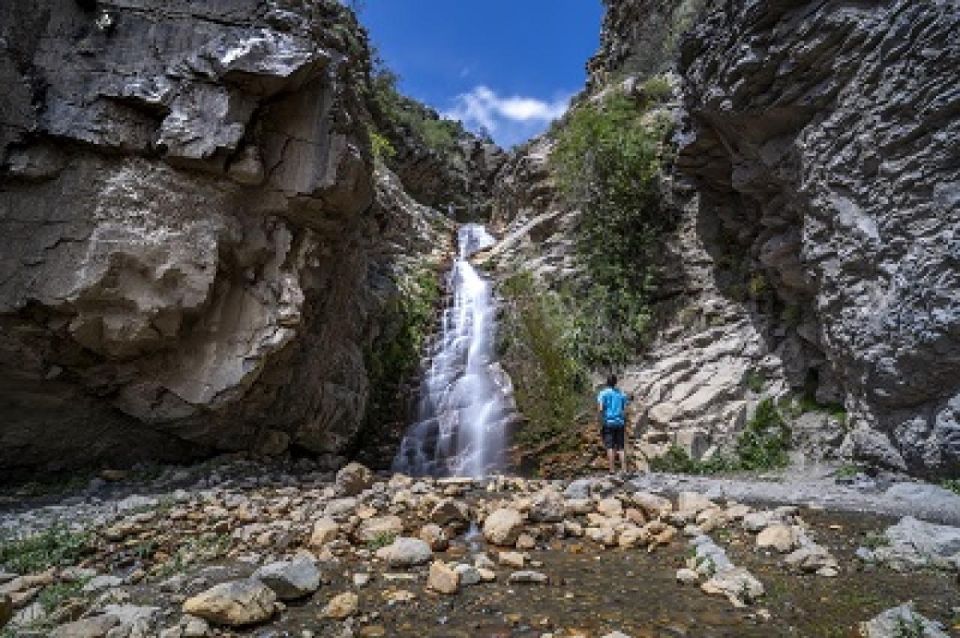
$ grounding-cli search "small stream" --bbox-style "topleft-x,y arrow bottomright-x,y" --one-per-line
393,224 -> 513,477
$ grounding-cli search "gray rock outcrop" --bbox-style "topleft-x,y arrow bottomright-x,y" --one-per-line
0,0 -> 452,476
678,0 -> 960,476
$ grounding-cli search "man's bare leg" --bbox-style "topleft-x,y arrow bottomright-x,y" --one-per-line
607,448 -> 616,473
619,450 -> 628,473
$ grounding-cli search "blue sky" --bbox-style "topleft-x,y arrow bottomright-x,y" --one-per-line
357,0 -> 604,148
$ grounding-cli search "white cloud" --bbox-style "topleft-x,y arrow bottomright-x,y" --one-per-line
443,85 -> 572,146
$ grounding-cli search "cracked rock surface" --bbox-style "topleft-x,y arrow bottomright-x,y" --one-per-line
0,0 -> 451,476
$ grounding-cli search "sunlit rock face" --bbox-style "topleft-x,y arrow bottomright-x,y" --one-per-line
0,0 -> 419,475
678,0 -> 960,476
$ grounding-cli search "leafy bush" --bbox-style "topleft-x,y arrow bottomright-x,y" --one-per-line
363,269 -> 441,433
649,445 -> 736,475
942,479 -> 960,496
499,272 -> 589,453
736,398 -> 791,470
641,75 -> 673,101
367,532 -> 397,550
369,129 -> 396,160
745,369 -> 765,393
0,526 -> 91,574
550,89 -> 674,369
651,398 -> 791,474
370,66 -> 464,157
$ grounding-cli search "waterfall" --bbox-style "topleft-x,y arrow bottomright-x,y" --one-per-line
392,224 -> 513,477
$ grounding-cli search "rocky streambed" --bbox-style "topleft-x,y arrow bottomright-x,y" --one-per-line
0,458 -> 958,637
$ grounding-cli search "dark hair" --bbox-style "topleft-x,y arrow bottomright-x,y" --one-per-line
607,374 -> 617,387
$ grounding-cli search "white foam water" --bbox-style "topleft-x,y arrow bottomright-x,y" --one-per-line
392,224 -> 511,477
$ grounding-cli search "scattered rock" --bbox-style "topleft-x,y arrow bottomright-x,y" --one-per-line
182,579 -> 276,627
529,488 -> 566,522
375,537 -> 433,567
860,602 -> 950,638
81,574 -> 124,594
508,571 -> 548,584
419,523 -> 449,551
254,556 -> 321,600
49,614 -> 120,638
355,515 -> 404,544
324,592 -> 359,619
430,499 -> 471,529
677,491 -> 714,514
310,518 -> 340,547
701,567 -> 765,607
483,508 -> 524,546
676,568 -> 699,585
453,564 -> 482,586
335,462 -> 374,496
426,561 -> 459,595
498,551 -> 526,568
756,524 -> 801,553
874,516 -> 960,572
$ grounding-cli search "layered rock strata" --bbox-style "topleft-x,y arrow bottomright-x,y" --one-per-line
677,0 -> 960,475
0,0 -> 451,475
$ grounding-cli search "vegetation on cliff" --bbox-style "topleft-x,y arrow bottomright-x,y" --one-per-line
362,268 -> 442,445
498,272 -> 590,465
549,80 -> 675,369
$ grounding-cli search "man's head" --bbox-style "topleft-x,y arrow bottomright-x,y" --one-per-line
607,374 -> 617,388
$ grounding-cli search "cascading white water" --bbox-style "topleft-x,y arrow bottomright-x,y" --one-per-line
392,224 -> 512,477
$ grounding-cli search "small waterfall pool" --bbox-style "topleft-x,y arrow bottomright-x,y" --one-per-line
392,224 -> 513,477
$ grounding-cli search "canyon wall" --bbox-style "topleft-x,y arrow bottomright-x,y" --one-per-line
492,0 -> 959,477
677,0 -> 960,476
0,0 -> 454,476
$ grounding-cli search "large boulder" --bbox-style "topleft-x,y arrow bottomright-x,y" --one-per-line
860,603 -> 950,638
354,515 -> 404,544
374,537 -> 433,568
49,615 -> 120,638
482,508 -> 525,546
253,557 -> 321,600
182,579 -> 276,627
873,516 -> 960,571
528,488 -> 565,523
335,462 -> 375,497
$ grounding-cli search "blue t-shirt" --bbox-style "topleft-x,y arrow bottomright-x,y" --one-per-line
597,387 -> 629,428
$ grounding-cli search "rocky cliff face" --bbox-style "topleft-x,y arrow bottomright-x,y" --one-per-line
677,0 -> 960,476
0,0 -> 452,477
492,0 -> 959,478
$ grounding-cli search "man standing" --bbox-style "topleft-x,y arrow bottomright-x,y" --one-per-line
597,374 -> 630,474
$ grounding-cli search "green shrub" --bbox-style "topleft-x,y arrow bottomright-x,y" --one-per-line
369,129 -> 396,160
550,89 -> 673,368
747,273 -> 768,299
736,398 -> 791,470
641,75 -> 673,102
37,580 -> 85,614
499,272 -> 588,453
745,369 -> 765,393
370,66 -> 464,158
363,268 -> 441,434
649,445 -> 737,475
0,526 -> 91,574
649,399 -> 791,475
367,532 -> 397,550
942,479 -> 960,496
862,531 -> 890,550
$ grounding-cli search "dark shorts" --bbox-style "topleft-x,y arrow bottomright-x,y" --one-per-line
602,426 -> 625,451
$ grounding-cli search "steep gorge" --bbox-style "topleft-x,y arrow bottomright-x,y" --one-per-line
0,0 -> 957,483
489,0 -> 960,479
0,0 -> 495,478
